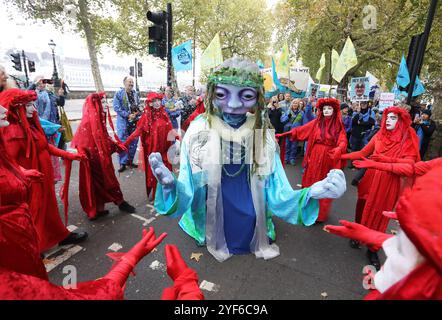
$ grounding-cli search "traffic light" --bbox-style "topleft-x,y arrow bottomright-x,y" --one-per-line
10,52 -> 22,71
129,66 -> 135,77
137,62 -> 143,77
147,10 -> 167,59
28,60 -> 36,73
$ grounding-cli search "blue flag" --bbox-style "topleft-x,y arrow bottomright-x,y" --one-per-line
412,76 -> 426,97
396,55 -> 410,88
172,40 -> 193,72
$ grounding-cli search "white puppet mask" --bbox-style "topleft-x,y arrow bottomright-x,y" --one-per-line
374,229 -> 425,293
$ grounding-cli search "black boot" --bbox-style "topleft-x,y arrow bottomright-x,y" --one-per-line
119,201 -> 136,213
59,232 -> 88,246
366,249 -> 381,271
128,163 -> 138,169
349,239 -> 361,249
118,164 -> 127,173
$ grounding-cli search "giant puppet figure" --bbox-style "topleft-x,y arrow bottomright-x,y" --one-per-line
148,57 -> 347,262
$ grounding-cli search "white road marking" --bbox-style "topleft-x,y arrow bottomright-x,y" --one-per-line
108,243 -> 123,252
131,214 -> 156,226
199,280 -> 220,293
67,225 -> 78,232
44,245 -> 83,273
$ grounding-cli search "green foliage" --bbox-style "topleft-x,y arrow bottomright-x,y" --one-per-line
274,0 -> 442,91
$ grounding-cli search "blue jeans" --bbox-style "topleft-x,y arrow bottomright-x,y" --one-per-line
285,138 -> 298,162
117,126 -> 139,165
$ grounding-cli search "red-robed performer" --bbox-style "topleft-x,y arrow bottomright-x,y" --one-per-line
0,89 -> 87,253
276,98 -> 347,222
124,92 -> 174,201
340,106 -> 420,269
0,224 -> 204,300
70,92 -> 136,221
0,103 -> 47,280
324,162 -> 442,299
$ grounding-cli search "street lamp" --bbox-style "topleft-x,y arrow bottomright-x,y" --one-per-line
48,39 -> 60,87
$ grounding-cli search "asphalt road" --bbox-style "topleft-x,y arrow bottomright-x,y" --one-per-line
46,120 -> 396,300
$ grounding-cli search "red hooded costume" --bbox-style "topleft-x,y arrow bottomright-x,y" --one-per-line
70,92 -> 126,219
124,92 -> 173,199
0,99 -> 47,280
279,98 -> 347,222
0,228 -> 204,300
0,89 -> 79,252
325,161 -> 442,299
342,107 -> 420,234
368,164 -> 442,299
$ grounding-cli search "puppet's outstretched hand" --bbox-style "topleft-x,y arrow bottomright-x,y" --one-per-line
309,169 -> 346,199
149,152 -> 176,194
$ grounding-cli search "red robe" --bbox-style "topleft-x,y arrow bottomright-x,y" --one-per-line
71,93 -> 124,219
343,107 -> 420,233
287,98 -> 347,221
0,135 -> 48,280
2,110 -> 71,252
125,103 -> 173,199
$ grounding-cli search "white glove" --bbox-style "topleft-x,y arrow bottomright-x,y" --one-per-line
309,169 -> 346,199
148,153 -> 176,194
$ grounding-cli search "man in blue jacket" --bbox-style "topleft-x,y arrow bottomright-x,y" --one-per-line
113,76 -> 141,172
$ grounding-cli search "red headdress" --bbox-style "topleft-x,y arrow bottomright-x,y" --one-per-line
139,92 -> 169,134
71,92 -> 120,171
397,165 -> 442,274
0,89 -> 37,158
376,106 -> 420,161
315,98 -> 345,145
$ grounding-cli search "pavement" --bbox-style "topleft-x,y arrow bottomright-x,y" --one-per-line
45,121 -> 398,300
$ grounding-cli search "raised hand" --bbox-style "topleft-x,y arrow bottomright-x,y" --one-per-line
23,169 -> 44,182
165,244 -> 189,281
328,147 -> 342,161
127,227 -> 167,263
149,152 -> 175,187
275,132 -> 291,140
309,169 -> 346,199
323,220 -> 392,252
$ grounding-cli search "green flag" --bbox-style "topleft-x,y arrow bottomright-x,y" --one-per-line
316,53 -> 326,82
276,42 -> 290,78
332,37 -> 358,82
331,49 -> 339,76
201,33 -> 223,70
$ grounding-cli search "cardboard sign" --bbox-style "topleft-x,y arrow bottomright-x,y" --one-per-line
379,92 -> 395,111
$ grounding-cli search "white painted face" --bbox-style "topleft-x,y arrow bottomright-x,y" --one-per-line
152,99 -> 162,109
386,112 -> 398,131
374,229 -> 424,293
0,105 -> 9,128
323,105 -> 334,117
26,102 -> 36,118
